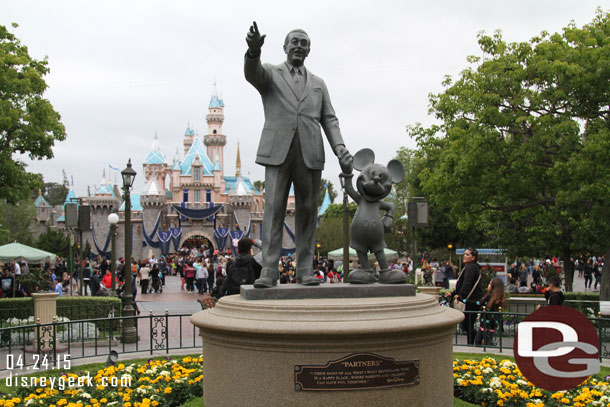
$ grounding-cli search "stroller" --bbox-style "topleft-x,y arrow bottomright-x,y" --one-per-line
150,266 -> 162,293
423,268 -> 434,286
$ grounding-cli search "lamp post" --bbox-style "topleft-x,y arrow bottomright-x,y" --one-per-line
108,212 -> 119,295
448,244 -> 453,264
121,159 -> 137,344
316,242 -> 321,263
339,174 -> 350,282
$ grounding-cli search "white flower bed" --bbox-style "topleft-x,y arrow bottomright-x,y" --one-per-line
2,316 -> 99,346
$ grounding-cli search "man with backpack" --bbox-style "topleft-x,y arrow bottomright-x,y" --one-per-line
220,238 -> 262,296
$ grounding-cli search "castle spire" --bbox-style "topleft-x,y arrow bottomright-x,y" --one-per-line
236,141 -> 241,177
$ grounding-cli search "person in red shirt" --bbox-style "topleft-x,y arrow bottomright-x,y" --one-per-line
101,270 -> 115,289
327,268 -> 342,283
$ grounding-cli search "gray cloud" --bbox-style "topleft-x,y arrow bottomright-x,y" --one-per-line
5,0 -> 604,197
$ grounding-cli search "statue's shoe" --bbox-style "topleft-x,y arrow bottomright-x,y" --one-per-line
378,269 -> 408,284
253,276 -> 277,288
348,269 -> 376,284
299,275 -> 321,286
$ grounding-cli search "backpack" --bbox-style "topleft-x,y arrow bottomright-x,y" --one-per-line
226,258 -> 254,295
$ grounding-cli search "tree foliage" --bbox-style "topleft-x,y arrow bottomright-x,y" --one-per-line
35,227 -> 71,258
0,23 -> 66,204
319,178 -> 337,206
321,202 -> 357,219
32,181 -> 68,206
253,180 -> 265,193
388,147 -> 485,256
316,216 -> 351,255
409,10 -> 610,292
0,199 -> 35,245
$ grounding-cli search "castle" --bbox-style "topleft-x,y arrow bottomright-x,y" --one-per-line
34,92 -> 298,260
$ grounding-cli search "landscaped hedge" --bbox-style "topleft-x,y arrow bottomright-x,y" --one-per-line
56,296 -> 121,320
0,297 -> 34,321
1,296 -> 121,331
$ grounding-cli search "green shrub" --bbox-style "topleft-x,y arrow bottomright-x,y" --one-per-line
1,296 -> 121,331
0,298 -> 34,321
56,297 -> 121,331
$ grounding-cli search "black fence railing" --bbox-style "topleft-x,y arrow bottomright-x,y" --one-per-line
3,307 -> 608,372
0,312 -> 201,371
453,309 -> 610,360
0,302 -> 120,329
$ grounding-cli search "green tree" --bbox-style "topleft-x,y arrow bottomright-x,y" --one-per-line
388,147 -> 485,257
318,178 -> 337,206
253,180 -> 265,193
0,23 -> 66,204
316,216 -> 349,255
0,199 -> 35,245
321,202 -> 357,219
35,227 -> 71,257
33,181 -> 68,206
409,10 -> 610,292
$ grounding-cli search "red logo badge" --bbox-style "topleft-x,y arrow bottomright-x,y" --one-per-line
513,305 -> 600,391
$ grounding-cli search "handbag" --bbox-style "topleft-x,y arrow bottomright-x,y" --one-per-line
454,269 -> 481,312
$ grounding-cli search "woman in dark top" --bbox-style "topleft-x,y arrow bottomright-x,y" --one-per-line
474,277 -> 507,346
584,259 -> 593,289
447,248 -> 485,345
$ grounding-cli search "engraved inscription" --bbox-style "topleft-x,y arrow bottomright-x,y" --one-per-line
294,353 -> 419,391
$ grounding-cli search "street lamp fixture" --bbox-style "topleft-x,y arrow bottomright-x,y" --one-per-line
316,243 -> 321,262
107,212 -> 119,295
448,244 -> 453,263
121,159 -> 137,344
121,161 -> 136,189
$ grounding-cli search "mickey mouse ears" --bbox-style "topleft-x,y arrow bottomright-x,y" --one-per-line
353,148 -> 404,184
353,148 -> 375,171
387,160 -> 405,183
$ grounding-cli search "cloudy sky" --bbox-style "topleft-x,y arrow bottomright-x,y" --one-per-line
4,1 -> 606,198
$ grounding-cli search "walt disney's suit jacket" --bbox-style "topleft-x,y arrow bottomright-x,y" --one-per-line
244,54 -> 344,170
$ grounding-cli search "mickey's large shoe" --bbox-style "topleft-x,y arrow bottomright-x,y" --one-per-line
378,269 -> 408,284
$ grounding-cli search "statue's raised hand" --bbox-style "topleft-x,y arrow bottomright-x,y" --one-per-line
246,21 -> 266,55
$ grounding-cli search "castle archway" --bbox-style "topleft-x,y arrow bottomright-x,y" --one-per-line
179,231 -> 214,252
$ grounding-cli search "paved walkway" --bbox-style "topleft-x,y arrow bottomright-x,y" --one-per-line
135,274 -> 207,315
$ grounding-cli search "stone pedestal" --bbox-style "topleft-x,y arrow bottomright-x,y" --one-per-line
418,286 -> 442,297
32,292 -> 58,324
32,293 -> 58,352
191,293 -> 463,407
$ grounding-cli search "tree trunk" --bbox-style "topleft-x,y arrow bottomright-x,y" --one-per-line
600,246 -> 610,301
562,247 -> 574,292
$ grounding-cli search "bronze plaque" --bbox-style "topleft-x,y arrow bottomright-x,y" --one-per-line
294,353 -> 419,391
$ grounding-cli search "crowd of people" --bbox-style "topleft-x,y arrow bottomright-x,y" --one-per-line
1,245 -> 605,304
1,244 -> 604,349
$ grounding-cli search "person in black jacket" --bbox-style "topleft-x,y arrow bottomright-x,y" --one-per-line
221,238 -> 263,296
447,248 -> 485,345
544,276 -> 564,306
